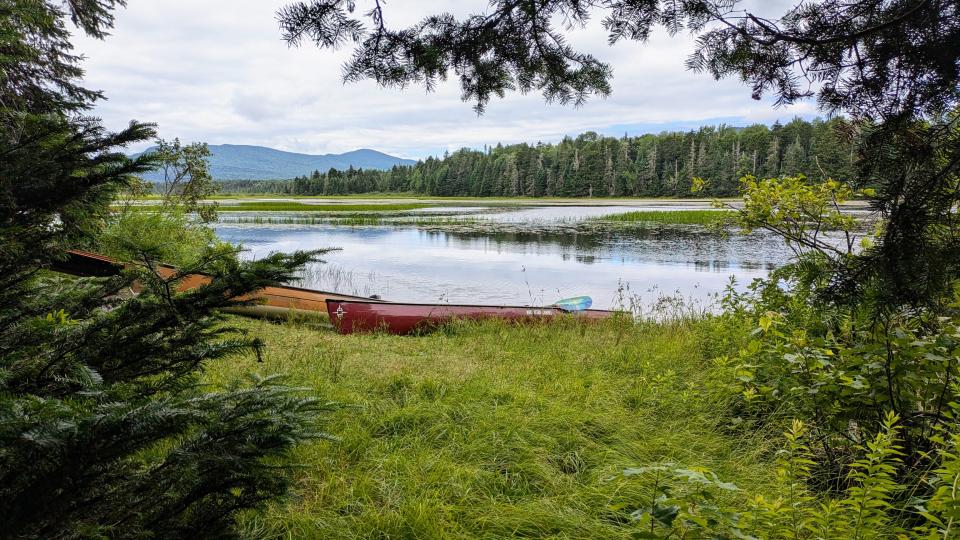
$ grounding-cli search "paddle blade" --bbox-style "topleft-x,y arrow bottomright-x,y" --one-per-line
553,296 -> 592,312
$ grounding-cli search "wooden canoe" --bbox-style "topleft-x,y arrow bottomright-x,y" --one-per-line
326,299 -> 616,335
53,249 -> 381,319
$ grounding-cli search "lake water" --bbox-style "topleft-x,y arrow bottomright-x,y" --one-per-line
214,204 -> 802,311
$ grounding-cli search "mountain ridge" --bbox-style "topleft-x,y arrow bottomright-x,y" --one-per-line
136,144 -> 417,181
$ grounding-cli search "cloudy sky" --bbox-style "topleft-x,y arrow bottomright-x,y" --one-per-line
74,0 -> 816,159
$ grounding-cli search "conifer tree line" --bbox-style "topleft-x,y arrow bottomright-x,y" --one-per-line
221,117 -> 856,197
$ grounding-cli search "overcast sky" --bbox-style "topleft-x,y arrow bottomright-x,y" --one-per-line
73,0 -> 816,159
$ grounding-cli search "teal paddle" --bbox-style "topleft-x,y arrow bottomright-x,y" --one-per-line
553,296 -> 592,312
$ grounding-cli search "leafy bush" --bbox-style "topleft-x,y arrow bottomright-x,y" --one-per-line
620,412 -> 960,538
101,203 -> 225,267
618,173 -> 960,536
718,175 -> 959,478
731,296 -> 960,468
100,139 -> 226,267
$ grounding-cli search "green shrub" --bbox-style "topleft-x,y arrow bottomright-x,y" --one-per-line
624,174 -> 960,536
620,412 -> 960,538
100,204 -> 226,266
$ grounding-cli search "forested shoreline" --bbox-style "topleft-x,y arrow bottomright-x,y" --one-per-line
218,117 -> 856,197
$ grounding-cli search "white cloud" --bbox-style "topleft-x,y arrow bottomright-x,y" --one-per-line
74,0 -> 814,159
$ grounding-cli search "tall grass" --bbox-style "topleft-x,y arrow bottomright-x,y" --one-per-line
596,209 -> 734,225
206,316 -> 775,538
218,202 -> 430,212
208,193 -> 740,203
297,264 -> 385,298
222,214 -> 481,226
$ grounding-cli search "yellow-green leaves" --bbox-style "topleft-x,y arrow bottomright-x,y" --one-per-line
734,175 -> 859,256
691,176 -> 707,194
45,309 -> 73,325
758,311 -> 781,333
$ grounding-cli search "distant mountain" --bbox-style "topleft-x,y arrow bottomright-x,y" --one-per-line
135,144 -> 417,181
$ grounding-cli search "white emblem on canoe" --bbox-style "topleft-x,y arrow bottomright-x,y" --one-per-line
335,305 -> 345,319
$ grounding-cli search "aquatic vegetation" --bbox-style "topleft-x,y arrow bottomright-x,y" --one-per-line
296,263 -> 384,298
224,214 -> 482,226
216,202 -> 430,212
594,209 -> 735,225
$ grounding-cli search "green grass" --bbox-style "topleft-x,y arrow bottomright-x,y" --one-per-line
225,214 -> 481,226
205,316 -> 774,538
144,193 -> 740,203
207,192 -> 731,200
216,202 -> 431,212
596,209 -> 735,225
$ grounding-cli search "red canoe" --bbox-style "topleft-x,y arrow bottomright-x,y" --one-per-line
326,299 -> 616,335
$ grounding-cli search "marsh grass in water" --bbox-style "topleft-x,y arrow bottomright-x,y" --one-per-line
217,202 -> 431,212
118,202 -> 433,213
224,214 -> 483,226
208,316 -> 775,538
297,264 -> 384,298
219,214 -> 727,239
595,209 -> 735,225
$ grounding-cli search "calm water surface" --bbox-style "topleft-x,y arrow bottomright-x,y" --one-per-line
214,205 -> 792,310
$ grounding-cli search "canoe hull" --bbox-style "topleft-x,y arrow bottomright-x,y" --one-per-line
326,299 -> 615,335
54,250 -> 377,319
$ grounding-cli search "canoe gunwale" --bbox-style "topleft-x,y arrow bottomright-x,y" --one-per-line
325,298 -> 614,314
325,298 -> 617,335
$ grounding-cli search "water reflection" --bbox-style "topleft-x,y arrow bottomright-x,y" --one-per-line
215,220 -> 793,310
467,205 -> 719,222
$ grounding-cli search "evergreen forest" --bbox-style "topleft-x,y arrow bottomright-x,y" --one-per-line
219,117 -> 855,197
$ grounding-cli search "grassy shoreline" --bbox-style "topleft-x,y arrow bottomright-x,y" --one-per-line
140,193 -> 742,205
205,193 -> 725,201
215,202 -> 431,212
224,214 -> 480,226
207,316 -> 774,538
